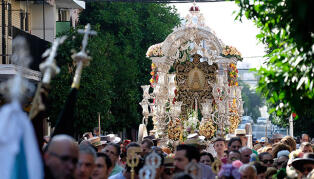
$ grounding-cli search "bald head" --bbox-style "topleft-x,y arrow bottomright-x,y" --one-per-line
240,164 -> 257,179
48,134 -> 77,152
301,134 -> 310,143
45,135 -> 79,179
240,147 -> 252,164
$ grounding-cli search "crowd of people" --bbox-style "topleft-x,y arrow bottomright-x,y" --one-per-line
42,128 -> 314,179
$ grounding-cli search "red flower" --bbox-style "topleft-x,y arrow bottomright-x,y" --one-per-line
156,74 -> 159,82
292,113 -> 297,118
172,98 -> 176,104
174,89 -> 178,96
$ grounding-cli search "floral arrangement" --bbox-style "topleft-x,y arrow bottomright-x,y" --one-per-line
229,114 -> 240,134
146,43 -> 164,57
289,150 -> 304,160
199,118 -> 216,139
172,89 -> 177,104
182,109 -> 200,139
218,161 -> 242,179
149,63 -> 158,87
232,160 -> 243,169
221,45 -> 243,61
228,63 -> 239,86
168,118 -> 182,141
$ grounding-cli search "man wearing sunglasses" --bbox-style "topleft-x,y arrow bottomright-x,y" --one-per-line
258,152 -> 274,167
44,135 -> 79,179
292,153 -> 314,178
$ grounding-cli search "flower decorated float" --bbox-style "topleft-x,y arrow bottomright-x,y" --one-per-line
139,2 -> 244,147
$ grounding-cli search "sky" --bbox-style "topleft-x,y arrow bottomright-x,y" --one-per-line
172,2 -> 266,69
173,2 -> 270,118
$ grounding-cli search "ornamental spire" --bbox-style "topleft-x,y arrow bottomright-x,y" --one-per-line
189,0 -> 200,15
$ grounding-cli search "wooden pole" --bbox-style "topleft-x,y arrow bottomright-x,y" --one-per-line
98,112 -> 101,136
289,114 -> 293,138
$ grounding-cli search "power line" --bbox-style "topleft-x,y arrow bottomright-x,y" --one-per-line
242,56 -> 264,59
81,0 -> 230,2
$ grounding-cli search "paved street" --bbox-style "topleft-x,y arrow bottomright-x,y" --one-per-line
252,123 -> 288,140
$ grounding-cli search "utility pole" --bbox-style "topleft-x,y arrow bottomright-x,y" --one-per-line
265,118 -> 268,139
42,0 -> 45,40
289,114 -> 294,137
2,0 -> 6,64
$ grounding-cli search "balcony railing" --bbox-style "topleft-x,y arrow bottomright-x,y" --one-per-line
56,21 -> 71,35
1,26 -> 50,69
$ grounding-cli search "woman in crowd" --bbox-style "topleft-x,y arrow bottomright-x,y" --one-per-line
200,152 -> 215,166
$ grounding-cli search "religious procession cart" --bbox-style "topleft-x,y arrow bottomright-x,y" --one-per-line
139,3 -> 245,149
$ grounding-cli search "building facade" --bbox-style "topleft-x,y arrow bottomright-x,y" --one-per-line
0,0 -> 85,81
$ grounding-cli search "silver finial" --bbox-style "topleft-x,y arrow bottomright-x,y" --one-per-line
77,24 -> 97,54
0,37 -> 34,101
39,36 -> 67,84
10,36 -> 32,67
71,24 -> 97,89
145,151 -> 161,167
139,165 -> 156,179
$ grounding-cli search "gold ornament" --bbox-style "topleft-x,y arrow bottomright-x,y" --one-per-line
168,118 -> 182,141
199,118 -> 216,139
211,159 -> 222,175
229,115 -> 240,134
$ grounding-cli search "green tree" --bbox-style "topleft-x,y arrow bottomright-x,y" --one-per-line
240,81 -> 264,122
48,3 -> 180,136
235,0 -> 314,136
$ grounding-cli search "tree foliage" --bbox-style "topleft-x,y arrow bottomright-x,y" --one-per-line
240,81 -> 264,122
235,0 -> 314,136
48,3 -> 180,136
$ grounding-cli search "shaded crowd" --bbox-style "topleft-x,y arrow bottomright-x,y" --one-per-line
42,128 -> 314,179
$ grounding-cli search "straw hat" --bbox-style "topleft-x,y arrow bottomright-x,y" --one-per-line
235,129 -> 246,136
88,137 -> 101,147
106,134 -> 121,144
291,153 -> 314,172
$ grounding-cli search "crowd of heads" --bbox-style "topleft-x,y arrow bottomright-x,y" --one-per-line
43,131 -> 314,179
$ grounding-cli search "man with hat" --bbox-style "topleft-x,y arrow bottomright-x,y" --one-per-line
291,153 -> 314,178
88,136 -> 104,152
272,133 -> 283,144
258,137 -> 267,147
106,134 -> 121,144
184,133 -> 207,151
235,129 -> 248,147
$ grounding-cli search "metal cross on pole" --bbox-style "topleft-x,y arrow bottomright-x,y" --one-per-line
10,36 -> 32,68
71,24 -> 97,89
77,23 -> 97,55
40,36 -> 67,84
0,36 -> 34,102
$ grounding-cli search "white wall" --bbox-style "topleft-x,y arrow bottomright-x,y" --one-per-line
30,3 -> 56,43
